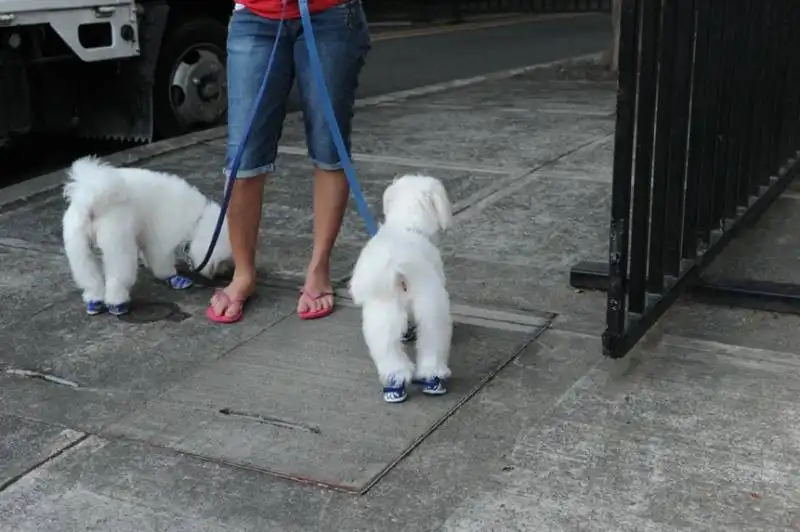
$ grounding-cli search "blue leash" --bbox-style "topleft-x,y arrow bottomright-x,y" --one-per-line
194,0 -> 377,274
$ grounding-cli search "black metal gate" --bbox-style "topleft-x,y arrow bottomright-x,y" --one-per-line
570,0 -> 800,358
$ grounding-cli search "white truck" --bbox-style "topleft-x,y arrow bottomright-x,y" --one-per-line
0,0 -> 231,146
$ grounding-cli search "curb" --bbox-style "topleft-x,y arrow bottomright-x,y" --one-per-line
0,51 -> 603,208
370,12 -> 597,42
354,51 -> 603,108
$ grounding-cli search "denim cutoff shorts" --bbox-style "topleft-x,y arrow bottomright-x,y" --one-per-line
225,0 -> 371,177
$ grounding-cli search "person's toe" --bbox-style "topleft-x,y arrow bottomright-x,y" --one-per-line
297,292 -> 310,314
210,289 -> 243,318
210,292 -> 227,316
224,298 -> 243,318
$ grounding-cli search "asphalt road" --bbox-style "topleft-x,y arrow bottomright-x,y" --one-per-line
1,13 -> 610,187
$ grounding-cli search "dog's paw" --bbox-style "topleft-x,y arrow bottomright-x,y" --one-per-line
86,300 -> 107,316
107,302 -> 131,316
412,376 -> 448,396
382,376 -> 408,404
167,275 -> 194,290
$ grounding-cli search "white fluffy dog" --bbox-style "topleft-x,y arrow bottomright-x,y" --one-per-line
349,174 -> 453,404
62,156 -> 232,316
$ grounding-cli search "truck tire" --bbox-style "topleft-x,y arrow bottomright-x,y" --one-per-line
153,17 -> 228,139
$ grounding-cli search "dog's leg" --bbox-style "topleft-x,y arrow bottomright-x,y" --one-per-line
411,286 -> 453,395
143,247 -> 193,290
62,210 -> 105,311
142,246 -> 176,280
362,300 -> 415,403
95,213 -> 138,314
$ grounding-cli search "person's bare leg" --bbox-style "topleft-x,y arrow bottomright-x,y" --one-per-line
298,167 -> 349,314
211,174 -> 265,318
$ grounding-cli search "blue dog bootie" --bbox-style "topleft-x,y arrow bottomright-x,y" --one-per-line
383,377 -> 408,404
413,376 -> 448,396
107,302 -> 131,316
85,300 -> 107,316
167,274 -> 194,290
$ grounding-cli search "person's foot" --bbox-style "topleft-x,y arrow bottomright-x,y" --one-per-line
209,274 -> 255,321
297,266 -> 334,319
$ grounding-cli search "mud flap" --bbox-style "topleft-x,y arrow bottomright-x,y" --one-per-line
75,2 -> 170,142
0,49 -> 32,139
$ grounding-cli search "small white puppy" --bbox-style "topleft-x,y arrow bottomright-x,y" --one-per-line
62,156 -> 232,316
349,174 -> 453,404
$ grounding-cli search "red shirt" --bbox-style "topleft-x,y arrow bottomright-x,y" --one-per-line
237,0 -> 345,19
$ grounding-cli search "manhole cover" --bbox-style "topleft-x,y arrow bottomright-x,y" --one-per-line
116,302 -> 190,323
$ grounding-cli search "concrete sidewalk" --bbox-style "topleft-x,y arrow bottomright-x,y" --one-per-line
2,57 -> 800,531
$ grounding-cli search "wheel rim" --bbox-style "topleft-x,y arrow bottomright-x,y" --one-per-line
168,44 -> 227,130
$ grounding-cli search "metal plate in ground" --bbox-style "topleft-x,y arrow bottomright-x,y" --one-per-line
104,305 -> 540,493
0,278 -> 294,433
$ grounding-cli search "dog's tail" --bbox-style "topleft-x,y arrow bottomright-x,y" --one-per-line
63,156 -> 129,215
349,243 -> 444,305
350,245 -> 394,305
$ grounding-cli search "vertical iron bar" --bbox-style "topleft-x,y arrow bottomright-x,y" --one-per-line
779,0 -> 792,161
663,0 -> 694,275
696,0 -> 724,243
682,0 -> 710,259
757,1 -> 777,185
604,0 -> 640,350
726,0 -> 745,213
662,0 -> 694,277
786,0 -> 798,158
747,1 -> 769,194
791,3 -> 800,158
774,0 -> 793,166
646,0 -> 676,295
769,0 -> 783,174
708,0 -> 732,228
771,0 -> 783,166
762,0 -> 779,178
716,0 -> 739,222
736,0 -> 759,207
627,0 -> 661,314
767,0 -> 786,174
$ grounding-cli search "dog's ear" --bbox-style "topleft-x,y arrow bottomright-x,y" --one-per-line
382,179 -> 399,216
427,182 -> 452,231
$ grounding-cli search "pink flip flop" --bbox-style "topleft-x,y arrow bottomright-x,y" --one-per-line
297,288 -> 335,320
206,290 -> 247,324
